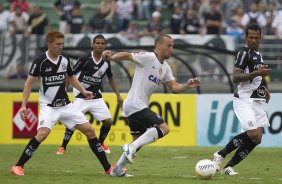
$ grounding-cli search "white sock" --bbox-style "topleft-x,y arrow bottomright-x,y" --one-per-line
115,154 -> 129,173
131,127 -> 160,151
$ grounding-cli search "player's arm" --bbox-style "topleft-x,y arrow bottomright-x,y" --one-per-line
20,75 -> 37,120
67,75 -> 93,99
166,78 -> 200,94
103,51 -> 133,62
108,76 -> 123,107
233,66 -> 271,83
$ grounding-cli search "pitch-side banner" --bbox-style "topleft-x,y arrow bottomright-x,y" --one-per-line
0,93 -> 196,146
197,94 -> 282,147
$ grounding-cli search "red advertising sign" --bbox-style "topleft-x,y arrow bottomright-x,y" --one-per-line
13,102 -> 38,138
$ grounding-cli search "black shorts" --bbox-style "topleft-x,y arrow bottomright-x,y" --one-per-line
127,108 -> 165,135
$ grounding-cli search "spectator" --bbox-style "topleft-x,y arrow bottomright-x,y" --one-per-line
241,2 -> 266,30
10,5 -> 29,34
66,5 -> 84,34
170,6 -> 183,34
272,9 -> 282,39
203,0 -> 222,35
142,11 -> 163,37
115,0 -> 133,31
100,0 -> 116,33
264,1 -> 276,35
25,6 -> 48,35
88,8 -> 106,34
53,0 -> 81,33
0,3 -> 12,34
119,21 -> 141,45
180,8 -> 201,34
7,63 -> 28,79
225,5 -> 244,37
10,0 -> 31,13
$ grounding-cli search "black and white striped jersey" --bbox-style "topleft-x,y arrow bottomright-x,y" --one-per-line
72,52 -> 113,99
29,52 -> 73,107
234,46 -> 268,100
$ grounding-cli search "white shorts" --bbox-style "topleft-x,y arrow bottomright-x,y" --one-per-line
73,98 -> 112,121
38,103 -> 88,130
233,98 -> 270,131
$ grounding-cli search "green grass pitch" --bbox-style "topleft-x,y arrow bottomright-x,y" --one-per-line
1,145 -> 281,184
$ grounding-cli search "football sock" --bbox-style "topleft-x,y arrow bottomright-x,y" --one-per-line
219,132 -> 251,157
99,124 -> 111,144
224,138 -> 257,168
115,154 -> 129,173
131,127 -> 163,151
61,128 -> 74,149
88,137 -> 111,171
16,137 -> 40,167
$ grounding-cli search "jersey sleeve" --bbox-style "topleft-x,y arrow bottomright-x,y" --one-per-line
106,61 -> 113,78
66,57 -> 74,76
163,63 -> 175,82
132,52 -> 151,67
234,50 -> 248,70
29,57 -> 41,77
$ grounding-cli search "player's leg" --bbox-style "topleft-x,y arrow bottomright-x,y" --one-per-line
100,119 -> 112,153
91,99 -> 112,153
75,122 -> 112,172
223,128 -> 262,169
56,128 -> 74,154
11,106 -> 56,176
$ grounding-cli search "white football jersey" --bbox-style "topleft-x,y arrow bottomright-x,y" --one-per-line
122,52 -> 175,117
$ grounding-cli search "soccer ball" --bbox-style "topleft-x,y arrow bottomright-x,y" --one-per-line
195,159 -> 217,180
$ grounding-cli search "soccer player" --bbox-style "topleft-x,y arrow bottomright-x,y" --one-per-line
103,34 -> 200,177
212,23 -> 271,175
56,34 -> 123,155
10,30 -> 114,176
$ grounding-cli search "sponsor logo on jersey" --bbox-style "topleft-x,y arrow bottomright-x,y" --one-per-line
45,67 -> 52,72
82,75 -> 102,84
148,75 -> 160,84
45,74 -> 65,83
253,63 -> 264,70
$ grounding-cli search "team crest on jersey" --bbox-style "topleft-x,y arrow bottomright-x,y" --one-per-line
61,63 -> 66,70
98,70 -> 103,77
159,68 -> 162,75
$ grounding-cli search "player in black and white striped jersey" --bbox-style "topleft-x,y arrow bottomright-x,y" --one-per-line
10,31 -> 114,176
56,34 -> 123,155
213,23 -> 271,175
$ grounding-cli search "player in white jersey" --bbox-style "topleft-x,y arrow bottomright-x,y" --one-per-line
103,34 -> 200,177
10,31 -> 115,176
212,23 -> 271,175
56,34 -> 123,155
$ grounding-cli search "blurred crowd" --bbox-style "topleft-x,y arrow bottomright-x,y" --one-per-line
1,0 -> 282,39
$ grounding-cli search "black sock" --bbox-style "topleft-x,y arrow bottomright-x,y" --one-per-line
99,125 -> 111,144
16,137 -> 40,167
224,139 -> 257,168
219,132 -> 251,157
88,137 -> 111,171
61,128 -> 74,149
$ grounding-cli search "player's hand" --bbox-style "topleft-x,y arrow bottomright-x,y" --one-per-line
186,77 -> 200,89
257,65 -> 271,77
117,95 -> 123,108
82,90 -> 94,100
19,106 -> 27,121
102,50 -> 112,61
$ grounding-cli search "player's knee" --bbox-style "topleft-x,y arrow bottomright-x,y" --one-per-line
102,119 -> 112,127
84,126 -> 97,139
161,126 -> 170,136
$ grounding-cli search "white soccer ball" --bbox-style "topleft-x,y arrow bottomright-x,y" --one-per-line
195,159 -> 217,180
